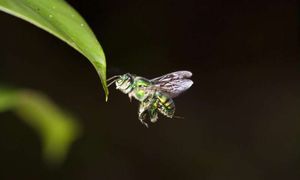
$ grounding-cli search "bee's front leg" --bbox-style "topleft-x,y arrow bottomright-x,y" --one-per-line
128,92 -> 133,102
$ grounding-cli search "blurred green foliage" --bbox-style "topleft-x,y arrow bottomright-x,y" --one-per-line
0,88 -> 81,165
0,0 -> 108,99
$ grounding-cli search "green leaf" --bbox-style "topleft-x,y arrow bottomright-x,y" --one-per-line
0,88 -> 81,165
0,0 -> 108,99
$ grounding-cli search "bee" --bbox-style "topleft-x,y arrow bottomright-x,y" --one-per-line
107,71 -> 193,127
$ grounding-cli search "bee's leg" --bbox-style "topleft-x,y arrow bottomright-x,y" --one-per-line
149,108 -> 158,123
128,92 -> 133,102
138,102 -> 149,127
148,100 -> 159,123
139,112 -> 148,127
138,98 -> 155,127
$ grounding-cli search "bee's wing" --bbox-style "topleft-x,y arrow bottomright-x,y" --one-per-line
150,71 -> 192,83
150,71 -> 193,98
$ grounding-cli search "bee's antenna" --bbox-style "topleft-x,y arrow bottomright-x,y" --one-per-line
107,75 -> 121,88
107,79 -> 118,87
107,75 -> 120,82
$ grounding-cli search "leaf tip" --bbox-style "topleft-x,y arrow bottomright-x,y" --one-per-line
104,87 -> 109,102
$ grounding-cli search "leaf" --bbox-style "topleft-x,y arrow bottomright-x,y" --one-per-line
0,0 -> 108,99
0,88 -> 81,165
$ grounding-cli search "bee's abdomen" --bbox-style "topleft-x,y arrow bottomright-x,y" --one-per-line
156,93 -> 175,118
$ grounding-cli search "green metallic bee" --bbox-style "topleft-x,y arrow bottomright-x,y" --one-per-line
107,71 -> 193,127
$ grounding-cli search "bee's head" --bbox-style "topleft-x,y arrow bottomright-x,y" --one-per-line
108,73 -> 134,94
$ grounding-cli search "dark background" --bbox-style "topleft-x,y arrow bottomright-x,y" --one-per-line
0,0 -> 299,179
